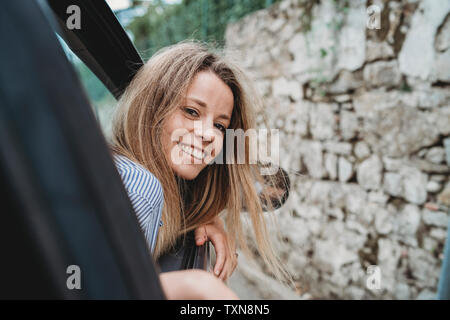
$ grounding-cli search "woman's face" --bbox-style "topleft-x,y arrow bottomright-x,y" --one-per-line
161,70 -> 234,180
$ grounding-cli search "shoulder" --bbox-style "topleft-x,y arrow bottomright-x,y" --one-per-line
113,154 -> 164,206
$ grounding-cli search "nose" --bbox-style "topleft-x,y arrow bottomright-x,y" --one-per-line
194,119 -> 215,143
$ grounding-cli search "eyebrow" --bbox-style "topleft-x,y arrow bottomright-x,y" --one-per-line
187,97 -> 231,122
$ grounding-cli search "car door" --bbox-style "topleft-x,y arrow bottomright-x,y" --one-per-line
0,0 -> 164,299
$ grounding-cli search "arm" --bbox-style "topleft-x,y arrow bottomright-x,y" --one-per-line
195,216 -> 237,282
159,269 -> 239,300
115,157 -> 164,253
128,191 -> 163,253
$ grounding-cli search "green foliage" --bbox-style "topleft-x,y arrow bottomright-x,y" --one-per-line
71,59 -> 116,129
127,0 -> 280,59
59,38 -> 114,120
63,0 -> 281,132
400,80 -> 413,93
297,0 -> 320,33
74,61 -> 112,103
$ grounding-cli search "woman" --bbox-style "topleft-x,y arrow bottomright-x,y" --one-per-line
110,41 -> 290,287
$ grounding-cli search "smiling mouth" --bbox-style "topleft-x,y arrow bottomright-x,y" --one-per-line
178,142 -> 206,161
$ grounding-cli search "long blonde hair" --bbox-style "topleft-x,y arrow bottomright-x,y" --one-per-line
111,40 -> 290,282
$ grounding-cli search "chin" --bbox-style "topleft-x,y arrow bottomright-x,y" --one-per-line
173,166 -> 202,180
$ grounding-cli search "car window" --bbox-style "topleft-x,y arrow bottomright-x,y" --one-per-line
58,36 -> 116,140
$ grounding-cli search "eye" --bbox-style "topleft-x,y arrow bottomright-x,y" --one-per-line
183,107 -> 199,117
215,123 -> 226,133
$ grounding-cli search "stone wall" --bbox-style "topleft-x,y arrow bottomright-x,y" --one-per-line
226,0 -> 450,299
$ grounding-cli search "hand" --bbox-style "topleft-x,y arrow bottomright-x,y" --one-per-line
160,270 -> 239,300
264,185 -> 286,199
194,217 -> 238,282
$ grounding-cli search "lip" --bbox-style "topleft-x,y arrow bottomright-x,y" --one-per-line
178,142 -> 204,154
177,142 -> 207,161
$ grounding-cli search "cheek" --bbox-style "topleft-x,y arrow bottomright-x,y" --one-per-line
214,135 -> 224,153
162,113 -> 189,143
204,134 -> 224,161
165,113 -> 183,132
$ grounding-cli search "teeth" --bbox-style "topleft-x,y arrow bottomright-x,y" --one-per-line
179,143 -> 205,160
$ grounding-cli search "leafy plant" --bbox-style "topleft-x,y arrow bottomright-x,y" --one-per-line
127,0 -> 280,58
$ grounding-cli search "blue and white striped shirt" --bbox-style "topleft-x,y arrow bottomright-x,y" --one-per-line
114,154 -> 164,253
